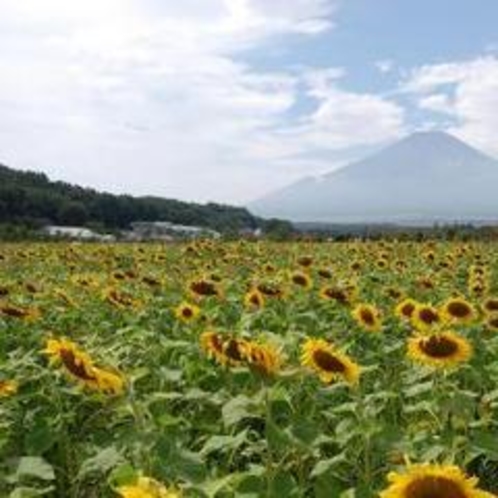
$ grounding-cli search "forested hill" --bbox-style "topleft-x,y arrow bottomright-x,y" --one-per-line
0,164 -> 288,234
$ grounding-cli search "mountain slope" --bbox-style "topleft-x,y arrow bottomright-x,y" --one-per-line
249,132 -> 498,223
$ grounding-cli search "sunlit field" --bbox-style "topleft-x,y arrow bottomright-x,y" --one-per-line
1,240 -> 498,497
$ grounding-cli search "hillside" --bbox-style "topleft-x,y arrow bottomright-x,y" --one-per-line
0,164 -> 289,234
249,131 -> 498,223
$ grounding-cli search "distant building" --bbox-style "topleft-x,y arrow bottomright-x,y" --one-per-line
128,221 -> 220,241
42,225 -> 115,241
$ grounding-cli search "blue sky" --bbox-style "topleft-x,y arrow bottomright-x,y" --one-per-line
0,0 -> 497,203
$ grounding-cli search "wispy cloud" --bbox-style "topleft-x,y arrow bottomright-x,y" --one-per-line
403,56 -> 498,156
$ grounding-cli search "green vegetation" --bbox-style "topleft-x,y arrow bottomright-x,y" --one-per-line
0,164 -> 293,236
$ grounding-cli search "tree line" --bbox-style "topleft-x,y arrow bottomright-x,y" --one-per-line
0,164 -> 293,237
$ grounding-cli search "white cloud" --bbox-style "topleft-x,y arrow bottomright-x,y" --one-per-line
405,56 -> 498,156
284,69 -> 405,149
0,0 -> 409,203
418,93 -> 452,113
374,59 -> 394,74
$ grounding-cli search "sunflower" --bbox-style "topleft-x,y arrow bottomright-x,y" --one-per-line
485,313 -> 498,331
93,368 -> 126,395
482,297 -> 498,314
376,258 -> 389,269
0,380 -> 18,398
0,303 -> 40,321
200,332 -> 249,367
244,342 -> 282,376
386,287 -> 403,300
221,337 -> 251,365
263,263 -> 276,273
395,298 -> 419,321
469,277 -> 488,297
290,271 -> 313,289
350,260 -> 362,272
407,331 -> 472,369
174,302 -> 200,322
301,338 -> 360,386
71,274 -> 100,289
352,304 -> 382,332
200,331 -> 225,364
112,270 -> 127,282
319,286 -> 352,305
256,281 -> 285,299
188,278 -> 220,298
54,289 -> 77,308
440,297 -> 476,325
380,463 -> 494,498
104,288 -> 140,309
142,275 -> 162,288
43,338 -> 125,395
417,277 -> 435,290
317,268 -> 333,279
116,475 -> 180,498
296,255 -> 313,268
411,304 -> 441,332
243,288 -> 265,309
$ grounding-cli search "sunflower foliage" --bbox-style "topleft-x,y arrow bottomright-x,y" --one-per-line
1,240 -> 498,497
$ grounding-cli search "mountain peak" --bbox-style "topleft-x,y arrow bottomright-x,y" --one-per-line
249,131 -> 498,223
385,130 -> 488,158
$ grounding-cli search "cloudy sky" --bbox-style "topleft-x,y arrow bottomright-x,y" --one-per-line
1,1 -> 497,204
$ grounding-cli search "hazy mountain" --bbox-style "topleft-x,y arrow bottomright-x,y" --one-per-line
249,131 -> 498,223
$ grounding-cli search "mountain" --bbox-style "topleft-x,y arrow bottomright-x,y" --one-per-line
249,131 -> 498,223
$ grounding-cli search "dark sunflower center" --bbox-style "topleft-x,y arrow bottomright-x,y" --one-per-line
485,299 -> 498,311
257,284 -> 282,297
405,475 -> 467,498
324,288 -> 348,303
293,275 -> 308,286
223,339 -> 244,361
488,317 -> 498,328
420,336 -> 458,358
419,308 -> 439,325
60,349 -> 96,381
447,302 -> 471,318
182,307 -> 193,318
191,281 -> 218,296
360,309 -> 375,326
298,257 -> 312,267
312,350 -> 346,373
401,303 -> 416,318
209,335 -> 223,354
250,294 -> 262,305
1,305 -> 27,318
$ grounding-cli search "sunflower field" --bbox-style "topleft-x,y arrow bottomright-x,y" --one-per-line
1,240 -> 498,497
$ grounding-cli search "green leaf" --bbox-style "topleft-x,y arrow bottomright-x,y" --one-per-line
23,419 -> 57,455
405,381 -> 434,398
170,449 -> 206,483
266,419 -> 293,455
471,430 -> 498,459
268,470 -> 298,498
196,473 -> 241,498
421,444 -> 447,461
9,486 -> 55,498
200,430 -> 247,457
77,446 -> 124,480
310,454 -> 348,478
222,395 -> 260,428
15,457 -> 55,482
108,464 -> 139,488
